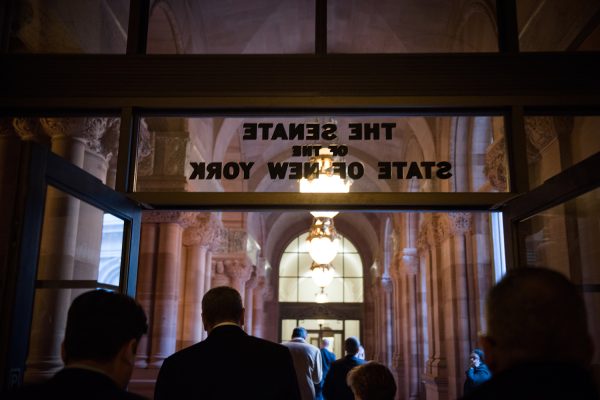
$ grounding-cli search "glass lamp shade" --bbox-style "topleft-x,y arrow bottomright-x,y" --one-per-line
298,146 -> 352,194
310,262 -> 335,287
308,236 -> 339,264
306,216 -> 339,264
315,288 -> 329,303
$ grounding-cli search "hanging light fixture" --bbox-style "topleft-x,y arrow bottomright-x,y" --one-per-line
306,216 -> 340,265
299,146 -> 352,218
310,262 -> 335,288
315,287 -> 329,304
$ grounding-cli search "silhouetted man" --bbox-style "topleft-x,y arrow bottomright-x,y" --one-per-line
323,336 -> 366,400
282,327 -> 322,400
462,267 -> 599,399
9,289 -> 148,399
155,286 -> 300,399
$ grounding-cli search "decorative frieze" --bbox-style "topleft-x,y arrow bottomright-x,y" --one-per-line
182,213 -> 225,249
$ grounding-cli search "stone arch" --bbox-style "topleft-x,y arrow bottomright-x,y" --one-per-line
148,1 -> 184,53
452,0 -> 498,52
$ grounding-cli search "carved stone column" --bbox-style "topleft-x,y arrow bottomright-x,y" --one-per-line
419,215 -> 448,400
252,277 -> 267,338
25,118 -> 109,382
224,258 -> 253,299
135,221 -> 159,368
180,213 -> 223,348
145,212 -> 184,368
401,248 -> 420,400
244,273 -> 257,334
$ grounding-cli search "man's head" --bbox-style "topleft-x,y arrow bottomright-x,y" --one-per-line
347,361 -> 397,400
469,348 -> 484,368
345,336 -> 361,356
321,337 -> 332,349
62,290 -> 147,388
481,267 -> 593,373
201,286 -> 244,331
292,327 -> 307,340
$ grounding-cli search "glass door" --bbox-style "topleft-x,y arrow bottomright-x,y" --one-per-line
4,142 -> 142,388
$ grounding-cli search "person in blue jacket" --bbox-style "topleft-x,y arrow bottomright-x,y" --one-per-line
463,348 -> 491,396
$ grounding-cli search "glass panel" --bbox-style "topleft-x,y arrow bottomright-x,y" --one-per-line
525,116 -> 600,189
323,278 -> 344,303
25,187 -> 124,382
279,253 -> 298,277
518,187 -> 600,380
345,320 -> 360,343
299,319 -> 344,330
97,214 -> 124,286
136,115 -> 506,193
517,0 -> 600,51
10,0 -> 130,53
344,278 -> 364,302
342,236 -> 358,253
298,276 -> 323,302
286,236 -> 300,252
298,253 -> 313,276
3,117 -> 121,189
281,319 -> 297,341
344,253 -> 362,277
279,277 -> 298,302
328,0 -> 498,53
147,0 -> 314,54
298,232 -> 310,252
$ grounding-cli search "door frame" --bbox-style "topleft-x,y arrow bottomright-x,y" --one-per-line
3,141 -> 142,389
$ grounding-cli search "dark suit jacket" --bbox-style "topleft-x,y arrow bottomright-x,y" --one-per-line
315,348 -> 337,399
323,355 -> 365,400
460,362 -> 600,400
7,368 -> 146,400
154,325 -> 301,400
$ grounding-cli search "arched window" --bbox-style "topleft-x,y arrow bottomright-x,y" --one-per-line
279,232 -> 363,303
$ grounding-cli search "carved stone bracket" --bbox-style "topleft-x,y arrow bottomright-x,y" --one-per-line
12,118 -> 47,143
448,212 -> 472,236
142,211 -> 189,224
483,137 -> 507,192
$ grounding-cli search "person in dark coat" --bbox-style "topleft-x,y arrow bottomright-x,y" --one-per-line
323,336 -> 366,400
461,267 -> 600,400
8,289 -> 148,400
463,348 -> 491,396
154,286 -> 300,400
315,337 -> 337,400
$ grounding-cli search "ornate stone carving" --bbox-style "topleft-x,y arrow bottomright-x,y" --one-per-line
40,118 -> 109,154
182,213 -> 225,248
433,214 -> 451,245
137,120 -> 155,177
142,211 -> 188,224
525,116 -> 555,152
98,118 -> 120,161
400,248 -> 419,275
448,212 -> 472,236
224,258 -> 253,283
13,118 -> 45,142
483,137 -> 507,192
417,216 -> 434,253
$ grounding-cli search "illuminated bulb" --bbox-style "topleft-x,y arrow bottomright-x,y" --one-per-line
310,262 -> 335,287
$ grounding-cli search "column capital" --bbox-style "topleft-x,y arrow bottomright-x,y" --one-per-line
12,118 -> 47,143
40,117 -> 118,158
183,213 -> 225,248
223,258 -> 253,284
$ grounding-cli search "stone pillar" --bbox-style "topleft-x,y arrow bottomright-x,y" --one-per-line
147,213 -> 184,368
252,277 -> 266,338
244,274 -> 255,334
419,214 -> 449,400
180,213 -> 222,348
24,118 -> 107,382
135,222 -> 159,368
401,248 -> 420,400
